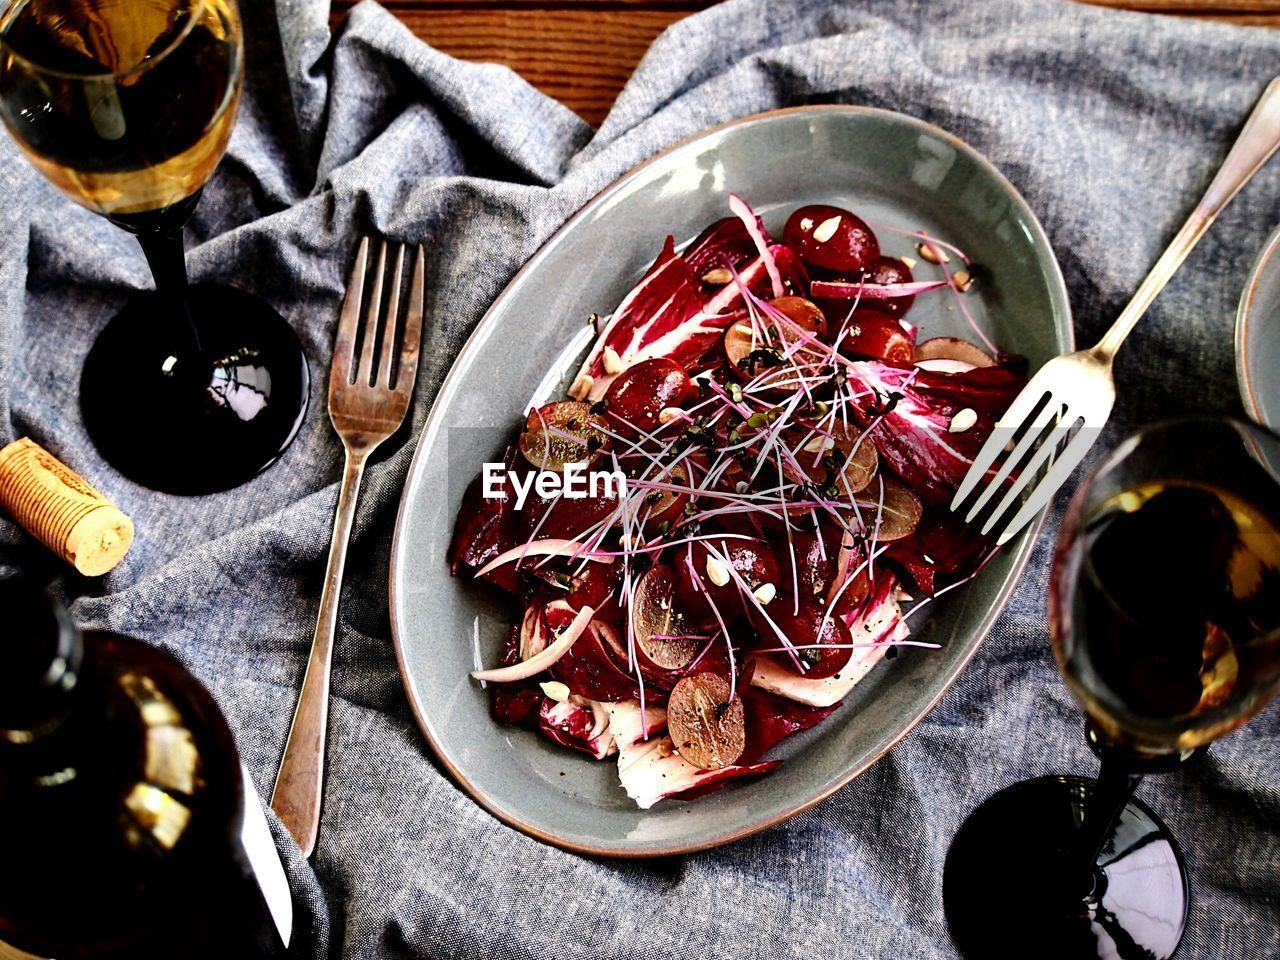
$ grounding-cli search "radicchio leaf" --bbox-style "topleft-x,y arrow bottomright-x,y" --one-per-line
607,700 -> 779,808
448,446 -> 522,588
886,508 -> 994,597
549,620 -> 641,702
573,220 -> 808,400
739,661 -> 842,764
539,695 -> 617,759
842,360 -> 1026,505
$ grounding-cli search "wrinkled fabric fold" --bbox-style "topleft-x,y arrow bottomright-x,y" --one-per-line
0,1 -> 1277,957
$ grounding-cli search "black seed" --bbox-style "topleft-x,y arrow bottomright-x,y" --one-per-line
743,348 -> 783,374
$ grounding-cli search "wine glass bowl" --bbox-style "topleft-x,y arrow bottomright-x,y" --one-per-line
1051,418 -> 1280,757
945,416 -> 1280,960
0,0 -> 309,495
0,0 -> 242,216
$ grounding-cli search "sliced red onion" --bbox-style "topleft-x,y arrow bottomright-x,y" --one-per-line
474,539 -> 606,578
915,358 -> 977,374
471,605 -> 595,683
518,605 -> 549,661
810,279 -> 948,300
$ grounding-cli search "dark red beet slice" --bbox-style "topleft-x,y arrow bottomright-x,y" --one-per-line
510,474 -> 621,542
740,671 -> 842,763
840,309 -> 915,366
488,624 -> 542,727
603,357 -> 696,434
886,508 -> 994,597
766,596 -> 853,680
863,256 -> 916,318
671,538 -> 781,628
549,622 -> 641,702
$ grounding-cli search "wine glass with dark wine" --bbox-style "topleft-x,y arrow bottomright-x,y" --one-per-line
0,0 -> 309,494
944,416 -> 1280,960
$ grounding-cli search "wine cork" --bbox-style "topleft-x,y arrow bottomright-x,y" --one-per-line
0,439 -> 134,576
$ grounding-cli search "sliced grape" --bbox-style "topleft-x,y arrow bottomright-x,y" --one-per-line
827,431 -> 878,496
722,297 -> 826,389
790,528 -> 838,599
633,564 -> 701,670
667,673 -> 746,770
722,319 -> 782,384
914,337 -> 996,369
846,474 -> 923,542
519,401 -> 610,471
634,462 -> 689,533
768,296 -> 827,340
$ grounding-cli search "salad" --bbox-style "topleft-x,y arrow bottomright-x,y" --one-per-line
449,196 -> 1026,809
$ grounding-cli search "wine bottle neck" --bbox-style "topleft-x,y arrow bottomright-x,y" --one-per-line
0,585 -> 83,744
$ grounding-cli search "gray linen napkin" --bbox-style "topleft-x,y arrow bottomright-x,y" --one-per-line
1,1 -> 1277,957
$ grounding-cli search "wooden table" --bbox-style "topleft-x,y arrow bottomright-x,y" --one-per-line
334,0 -> 1280,126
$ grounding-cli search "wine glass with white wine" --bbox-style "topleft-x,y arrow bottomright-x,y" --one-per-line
945,416 -> 1280,959
0,0 -> 309,493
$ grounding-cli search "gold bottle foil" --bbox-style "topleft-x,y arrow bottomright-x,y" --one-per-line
0,937 -> 47,960
0,439 -> 133,576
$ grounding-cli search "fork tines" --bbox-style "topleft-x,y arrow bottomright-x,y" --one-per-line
950,354 -> 1114,545
331,236 -> 426,414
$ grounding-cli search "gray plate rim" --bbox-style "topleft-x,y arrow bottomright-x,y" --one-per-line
1236,223 -> 1280,428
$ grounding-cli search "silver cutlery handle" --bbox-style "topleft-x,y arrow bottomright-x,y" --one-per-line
1096,76 -> 1280,361
271,447 -> 368,856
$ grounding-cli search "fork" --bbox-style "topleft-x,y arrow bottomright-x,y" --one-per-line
271,237 -> 425,856
952,77 -> 1280,545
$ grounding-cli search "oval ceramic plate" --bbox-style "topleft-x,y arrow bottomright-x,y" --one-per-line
1237,224 -> 1280,434
390,106 -> 1073,857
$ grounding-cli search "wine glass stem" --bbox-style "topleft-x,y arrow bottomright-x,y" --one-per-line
1074,749 -> 1144,894
134,226 -> 204,357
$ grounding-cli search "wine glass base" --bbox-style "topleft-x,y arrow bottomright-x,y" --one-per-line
80,284 -> 310,495
944,775 -> 1188,960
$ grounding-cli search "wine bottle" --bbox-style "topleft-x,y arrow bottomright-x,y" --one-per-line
0,583 -> 291,959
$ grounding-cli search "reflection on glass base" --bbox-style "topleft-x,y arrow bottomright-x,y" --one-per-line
80,284 -> 310,495
944,775 -> 1188,960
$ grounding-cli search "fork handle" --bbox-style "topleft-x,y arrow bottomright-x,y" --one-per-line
270,446 -> 368,856
1096,76 -> 1280,361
